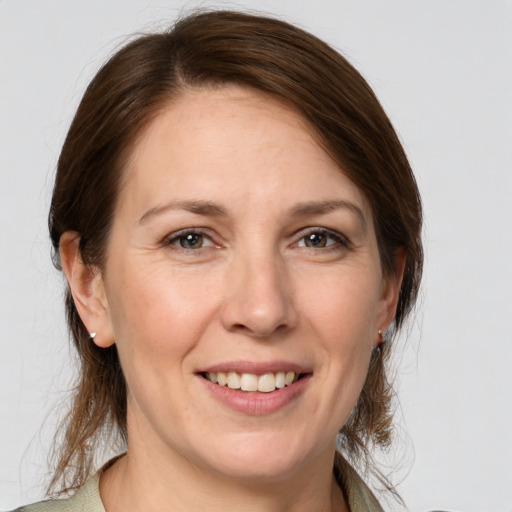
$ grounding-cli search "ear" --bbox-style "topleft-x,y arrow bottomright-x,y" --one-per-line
59,232 -> 115,348
376,249 -> 407,339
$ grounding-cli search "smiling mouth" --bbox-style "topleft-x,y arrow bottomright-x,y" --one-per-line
202,371 -> 305,393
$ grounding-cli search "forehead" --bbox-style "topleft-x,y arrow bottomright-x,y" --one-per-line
118,85 -> 371,220
128,85 -> 320,167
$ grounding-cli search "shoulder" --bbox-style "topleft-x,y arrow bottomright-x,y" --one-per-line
335,456 -> 385,512
5,473 -> 105,512
7,499 -> 76,512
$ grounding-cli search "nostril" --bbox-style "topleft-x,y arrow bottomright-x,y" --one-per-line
220,269 -> 298,338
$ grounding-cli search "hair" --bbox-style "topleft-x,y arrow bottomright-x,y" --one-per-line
48,9 -> 422,498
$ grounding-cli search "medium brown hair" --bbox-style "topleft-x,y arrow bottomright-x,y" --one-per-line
48,9 -> 422,496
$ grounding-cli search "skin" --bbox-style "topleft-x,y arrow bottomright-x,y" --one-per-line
60,85 -> 403,512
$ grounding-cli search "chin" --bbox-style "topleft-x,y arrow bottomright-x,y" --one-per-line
194,432 -> 323,482
211,456 -> 303,483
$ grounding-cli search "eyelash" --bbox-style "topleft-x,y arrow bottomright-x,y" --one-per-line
163,227 -> 350,253
293,227 -> 350,251
163,228 -> 216,252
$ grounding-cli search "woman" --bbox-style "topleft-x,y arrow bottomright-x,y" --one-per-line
11,9 -> 422,512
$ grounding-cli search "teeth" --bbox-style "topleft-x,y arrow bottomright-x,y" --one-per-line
240,373 -> 258,391
205,371 -> 300,392
275,371 -> 286,389
217,372 -> 227,386
258,373 -> 276,393
227,372 -> 241,389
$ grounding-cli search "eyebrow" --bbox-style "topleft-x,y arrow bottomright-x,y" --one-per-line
289,200 -> 368,231
139,198 -> 367,231
139,200 -> 228,224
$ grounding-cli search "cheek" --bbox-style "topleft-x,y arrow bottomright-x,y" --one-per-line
105,262 -> 221,360
298,270 -> 380,406
302,270 -> 381,346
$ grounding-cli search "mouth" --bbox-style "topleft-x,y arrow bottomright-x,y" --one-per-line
201,371 -> 306,393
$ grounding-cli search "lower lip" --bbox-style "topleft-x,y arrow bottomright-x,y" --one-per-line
199,374 -> 311,415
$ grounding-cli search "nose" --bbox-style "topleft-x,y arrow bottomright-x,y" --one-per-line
220,250 -> 298,338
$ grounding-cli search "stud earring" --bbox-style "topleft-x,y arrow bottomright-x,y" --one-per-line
378,329 -> 384,344
89,332 -> 97,340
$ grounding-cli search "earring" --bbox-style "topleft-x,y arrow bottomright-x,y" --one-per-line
89,332 -> 97,340
378,329 -> 384,345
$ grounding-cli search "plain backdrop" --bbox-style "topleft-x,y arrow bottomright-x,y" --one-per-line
1,1 -> 511,511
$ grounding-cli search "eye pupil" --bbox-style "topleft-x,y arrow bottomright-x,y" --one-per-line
180,233 -> 203,249
305,233 -> 327,248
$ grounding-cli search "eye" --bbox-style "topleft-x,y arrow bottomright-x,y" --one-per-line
302,232 -> 330,248
165,230 -> 216,250
295,228 -> 347,249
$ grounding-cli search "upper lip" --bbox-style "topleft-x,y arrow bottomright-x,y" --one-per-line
197,360 -> 312,375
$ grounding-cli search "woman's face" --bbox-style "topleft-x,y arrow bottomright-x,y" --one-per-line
94,86 -> 399,480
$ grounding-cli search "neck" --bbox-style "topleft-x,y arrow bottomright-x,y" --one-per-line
99,402 -> 348,512
100,443 -> 347,512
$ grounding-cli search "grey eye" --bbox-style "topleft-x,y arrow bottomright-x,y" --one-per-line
177,233 -> 204,249
304,232 -> 328,248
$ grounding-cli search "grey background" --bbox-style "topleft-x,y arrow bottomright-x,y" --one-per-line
1,1 -> 511,510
